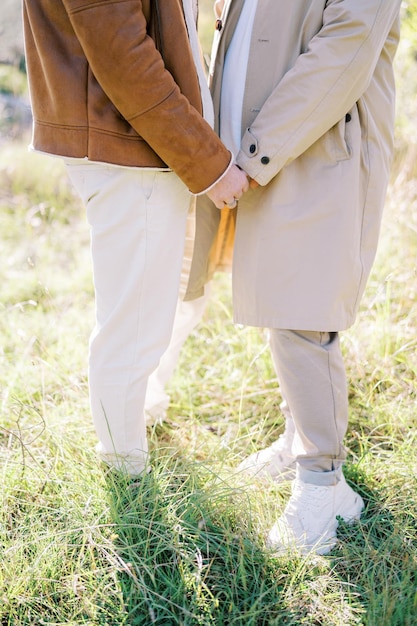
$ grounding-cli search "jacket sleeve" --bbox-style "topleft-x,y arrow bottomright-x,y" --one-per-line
237,0 -> 401,185
61,0 -> 231,193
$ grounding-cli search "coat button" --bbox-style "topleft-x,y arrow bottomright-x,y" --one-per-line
261,156 -> 270,165
345,113 -> 352,122
249,144 -> 256,154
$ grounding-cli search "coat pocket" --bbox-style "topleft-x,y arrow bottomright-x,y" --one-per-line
327,108 -> 355,162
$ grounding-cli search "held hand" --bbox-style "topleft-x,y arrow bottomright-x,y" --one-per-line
207,164 -> 249,209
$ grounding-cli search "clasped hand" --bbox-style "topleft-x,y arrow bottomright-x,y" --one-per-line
207,164 -> 252,209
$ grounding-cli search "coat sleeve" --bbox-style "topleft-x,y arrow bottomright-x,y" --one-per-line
237,0 -> 401,185
61,0 -> 231,193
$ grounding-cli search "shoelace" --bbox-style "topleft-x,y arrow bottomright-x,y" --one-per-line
288,480 -> 331,513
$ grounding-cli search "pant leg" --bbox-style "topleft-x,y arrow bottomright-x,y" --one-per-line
66,163 -> 190,474
269,329 -> 348,485
145,199 -> 211,414
145,287 -> 211,413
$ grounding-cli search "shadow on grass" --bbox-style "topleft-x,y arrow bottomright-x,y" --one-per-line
103,455 -> 311,626
330,464 -> 417,626
102,455 -> 417,626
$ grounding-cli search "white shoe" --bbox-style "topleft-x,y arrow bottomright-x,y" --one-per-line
266,473 -> 364,555
237,432 -> 297,482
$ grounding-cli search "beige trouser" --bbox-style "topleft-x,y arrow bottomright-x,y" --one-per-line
269,329 -> 348,486
66,163 -> 192,475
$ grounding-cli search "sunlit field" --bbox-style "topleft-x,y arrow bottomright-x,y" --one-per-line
1,2 -> 417,625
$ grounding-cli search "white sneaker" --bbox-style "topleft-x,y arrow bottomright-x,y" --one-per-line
266,473 -> 364,555
237,432 -> 297,482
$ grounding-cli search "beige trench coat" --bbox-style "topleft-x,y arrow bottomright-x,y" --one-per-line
186,0 -> 401,331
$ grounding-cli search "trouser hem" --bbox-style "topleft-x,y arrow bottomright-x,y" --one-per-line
297,464 -> 343,486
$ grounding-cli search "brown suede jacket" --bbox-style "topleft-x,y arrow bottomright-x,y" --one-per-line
22,0 -> 231,194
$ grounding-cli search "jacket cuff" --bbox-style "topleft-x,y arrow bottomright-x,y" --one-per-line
194,153 -> 234,196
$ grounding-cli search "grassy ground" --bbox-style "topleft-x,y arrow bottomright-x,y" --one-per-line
1,5 -> 417,626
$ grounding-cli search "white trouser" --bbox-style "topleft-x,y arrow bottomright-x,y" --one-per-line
145,287 -> 211,419
66,163 -> 191,475
145,196 -> 211,419
269,329 -> 348,485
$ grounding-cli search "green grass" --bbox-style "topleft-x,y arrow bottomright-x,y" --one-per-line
2,4 -> 417,625
0,64 -> 27,98
1,145 -> 416,626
